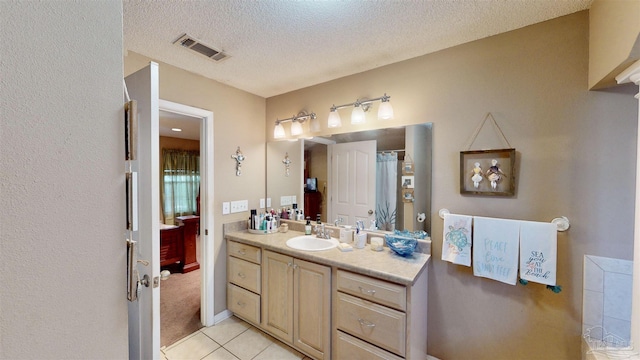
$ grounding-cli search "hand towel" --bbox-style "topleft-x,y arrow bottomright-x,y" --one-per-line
519,220 -> 557,286
473,216 -> 520,285
442,213 -> 472,266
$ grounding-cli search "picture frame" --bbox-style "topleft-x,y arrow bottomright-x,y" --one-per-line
402,188 -> 414,203
401,175 -> 414,189
460,148 -> 516,196
402,161 -> 414,175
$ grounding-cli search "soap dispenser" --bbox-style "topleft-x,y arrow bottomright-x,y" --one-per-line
305,217 -> 312,235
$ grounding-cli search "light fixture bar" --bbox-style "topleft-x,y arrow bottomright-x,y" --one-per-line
328,93 -> 393,128
330,93 -> 391,111
274,111 -> 316,138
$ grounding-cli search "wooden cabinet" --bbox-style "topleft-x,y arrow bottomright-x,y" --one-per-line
227,241 -> 261,326
262,250 -> 331,360
176,215 -> 199,273
304,192 -> 322,220
262,250 -> 293,341
334,269 -> 428,360
225,234 -> 429,360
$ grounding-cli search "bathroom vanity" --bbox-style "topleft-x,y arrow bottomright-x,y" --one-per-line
225,228 -> 430,360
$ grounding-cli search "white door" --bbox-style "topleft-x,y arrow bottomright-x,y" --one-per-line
126,62 -> 160,360
329,140 -> 376,226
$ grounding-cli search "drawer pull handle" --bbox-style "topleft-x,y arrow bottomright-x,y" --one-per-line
238,249 -> 246,255
357,318 -> 376,328
237,301 -> 245,307
287,262 -> 293,267
237,272 -> 246,278
359,286 -> 376,295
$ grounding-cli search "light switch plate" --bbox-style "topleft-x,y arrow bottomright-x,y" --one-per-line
222,202 -> 230,215
231,200 -> 248,213
260,198 -> 265,208
266,198 -> 271,208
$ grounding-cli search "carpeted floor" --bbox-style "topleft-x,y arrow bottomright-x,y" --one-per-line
160,267 -> 202,347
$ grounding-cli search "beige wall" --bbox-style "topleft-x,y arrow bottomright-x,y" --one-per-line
0,1 -> 128,358
125,52 -> 266,315
160,136 -> 200,153
266,12 -> 638,359
588,0 -> 640,89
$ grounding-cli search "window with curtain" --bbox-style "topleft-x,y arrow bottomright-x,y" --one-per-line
161,149 -> 200,225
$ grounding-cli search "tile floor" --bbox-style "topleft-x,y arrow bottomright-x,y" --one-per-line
161,316 -> 313,360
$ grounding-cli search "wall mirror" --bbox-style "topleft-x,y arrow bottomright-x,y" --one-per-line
266,123 -> 432,235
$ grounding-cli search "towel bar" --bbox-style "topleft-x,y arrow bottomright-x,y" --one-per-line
438,208 -> 570,232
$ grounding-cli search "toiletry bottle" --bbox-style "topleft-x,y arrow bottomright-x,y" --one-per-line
305,218 -> 312,235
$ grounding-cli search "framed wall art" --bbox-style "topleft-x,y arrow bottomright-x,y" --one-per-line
460,148 -> 516,196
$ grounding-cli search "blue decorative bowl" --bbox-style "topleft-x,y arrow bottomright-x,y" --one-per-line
384,235 -> 418,257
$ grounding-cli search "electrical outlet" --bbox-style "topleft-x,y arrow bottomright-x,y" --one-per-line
291,195 -> 297,205
266,198 -> 271,208
260,198 -> 265,208
222,202 -> 230,215
238,200 -> 248,212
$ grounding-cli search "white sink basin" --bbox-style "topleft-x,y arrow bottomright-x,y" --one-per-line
286,235 -> 339,251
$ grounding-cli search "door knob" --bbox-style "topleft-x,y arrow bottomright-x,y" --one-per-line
140,274 -> 150,287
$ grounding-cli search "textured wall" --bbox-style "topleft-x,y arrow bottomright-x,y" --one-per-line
266,12 -> 637,359
0,1 -> 127,359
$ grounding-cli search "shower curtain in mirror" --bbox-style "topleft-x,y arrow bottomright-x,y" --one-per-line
376,152 -> 397,231
161,149 -> 200,225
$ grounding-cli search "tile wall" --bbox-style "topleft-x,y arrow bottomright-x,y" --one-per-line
582,255 -> 633,347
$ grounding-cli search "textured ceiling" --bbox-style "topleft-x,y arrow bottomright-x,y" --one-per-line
124,0 -> 593,99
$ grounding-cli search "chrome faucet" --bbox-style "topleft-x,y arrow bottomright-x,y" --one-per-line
334,217 -> 344,227
315,223 -> 333,239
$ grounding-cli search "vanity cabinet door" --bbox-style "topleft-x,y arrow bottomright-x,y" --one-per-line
294,258 -> 330,360
262,250 -> 294,343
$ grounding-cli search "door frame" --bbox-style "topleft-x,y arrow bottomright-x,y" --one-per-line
159,99 -> 215,326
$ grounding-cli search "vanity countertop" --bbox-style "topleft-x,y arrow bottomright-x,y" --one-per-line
225,230 -> 430,286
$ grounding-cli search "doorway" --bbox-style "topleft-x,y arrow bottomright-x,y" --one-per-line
158,100 -> 214,347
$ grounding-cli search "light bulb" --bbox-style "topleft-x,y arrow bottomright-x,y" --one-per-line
310,117 -> 320,132
378,101 -> 394,120
290,120 -> 303,136
328,110 -> 342,128
351,105 -> 366,124
274,123 -> 285,139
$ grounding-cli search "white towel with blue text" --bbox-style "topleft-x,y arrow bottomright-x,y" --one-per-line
519,220 -> 557,286
472,216 -> 520,285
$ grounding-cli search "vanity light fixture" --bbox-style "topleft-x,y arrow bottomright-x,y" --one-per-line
328,93 -> 393,128
273,111 -> 316,139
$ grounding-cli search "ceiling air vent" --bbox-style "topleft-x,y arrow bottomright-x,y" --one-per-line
173,34 -> 230,62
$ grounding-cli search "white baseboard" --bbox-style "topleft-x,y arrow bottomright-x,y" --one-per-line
213,310 -> 233,325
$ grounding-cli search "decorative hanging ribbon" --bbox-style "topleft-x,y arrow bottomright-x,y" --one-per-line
464,112 -> 512,151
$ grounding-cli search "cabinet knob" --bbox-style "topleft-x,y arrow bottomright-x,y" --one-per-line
237,301 -> 245,307
238,272 -> 246,278
238,249 -> 246,255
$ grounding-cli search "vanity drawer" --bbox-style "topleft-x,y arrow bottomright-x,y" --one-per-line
227,283 -> 260,325
336,292 -> 406,357
228,240 -> 261,264
337,270 -> 406,311
336,330 -> 403,360
228,256 -> 261,294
